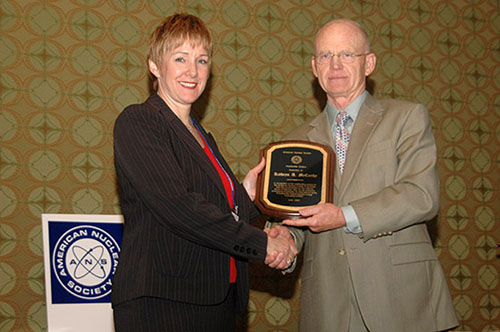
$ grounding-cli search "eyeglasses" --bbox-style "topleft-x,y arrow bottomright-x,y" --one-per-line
315,51 -> 370,64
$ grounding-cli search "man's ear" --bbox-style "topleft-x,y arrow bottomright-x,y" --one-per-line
311,56 -> 318,78
148,59 -> 160,78
365,53 -> 376,76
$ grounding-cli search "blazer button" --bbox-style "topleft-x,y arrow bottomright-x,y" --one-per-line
240,246 -> 245,253
234,245 -> 240,251
252,250 -> 258,256
337,249 -> 346,255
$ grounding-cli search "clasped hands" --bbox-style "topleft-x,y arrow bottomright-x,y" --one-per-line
264,225 -> 297,270
264,203 -> 347,270
245,159 -> 343,269
243,159 -> 297,269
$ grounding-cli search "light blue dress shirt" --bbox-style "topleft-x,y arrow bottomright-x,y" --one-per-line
326,91 -> 368,234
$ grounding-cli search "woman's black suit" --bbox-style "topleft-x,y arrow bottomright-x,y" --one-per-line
111,93 -> 267,329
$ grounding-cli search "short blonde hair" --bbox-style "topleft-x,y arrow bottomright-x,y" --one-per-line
148,13 -> 213,88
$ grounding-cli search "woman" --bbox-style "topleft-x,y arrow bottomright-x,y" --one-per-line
111,13 -> 294,332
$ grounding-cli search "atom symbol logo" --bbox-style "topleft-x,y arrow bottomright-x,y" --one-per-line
64,238 -> 112,287
72,245 -> 106,280
52,225 -> 120,300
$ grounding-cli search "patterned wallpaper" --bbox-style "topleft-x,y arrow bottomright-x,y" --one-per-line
0,0 -> 498,331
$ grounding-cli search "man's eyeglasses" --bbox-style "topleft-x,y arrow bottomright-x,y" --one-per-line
315,51 -> 370,64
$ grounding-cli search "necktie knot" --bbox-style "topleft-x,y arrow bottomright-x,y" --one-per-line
337,111 -> 350,127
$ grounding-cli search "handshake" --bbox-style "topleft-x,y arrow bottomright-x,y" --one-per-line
264,225 -> 298,270
243,159 -> 298,270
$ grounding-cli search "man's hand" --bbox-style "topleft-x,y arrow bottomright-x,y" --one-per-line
282,203 -> 346,233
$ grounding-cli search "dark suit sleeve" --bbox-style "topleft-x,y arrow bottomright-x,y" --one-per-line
114,104 -> 267,261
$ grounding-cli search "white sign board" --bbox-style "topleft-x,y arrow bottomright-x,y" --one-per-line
42,214 -> 123,332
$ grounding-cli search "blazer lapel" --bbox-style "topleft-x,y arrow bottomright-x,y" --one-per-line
304,110 -> 340,194
146,94 -> 228,202
338,94 -> 384,196
187,122 -> 229,202
306,110 -> 335,147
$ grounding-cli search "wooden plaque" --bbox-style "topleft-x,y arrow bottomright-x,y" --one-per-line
255,140 -> 335,219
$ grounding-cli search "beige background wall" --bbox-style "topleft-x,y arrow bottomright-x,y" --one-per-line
0,0 -> 498,331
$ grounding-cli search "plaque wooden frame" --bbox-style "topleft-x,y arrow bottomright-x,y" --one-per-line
255,140 -> 335,219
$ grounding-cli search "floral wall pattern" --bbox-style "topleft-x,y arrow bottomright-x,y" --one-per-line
0,0 -> 498,331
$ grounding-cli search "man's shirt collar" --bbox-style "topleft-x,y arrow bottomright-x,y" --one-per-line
327,91 -> 368,128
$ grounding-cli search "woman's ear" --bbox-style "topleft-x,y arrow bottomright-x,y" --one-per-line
148,59 -> 160,78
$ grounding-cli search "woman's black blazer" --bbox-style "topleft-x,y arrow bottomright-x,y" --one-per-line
111,93 -> 267,312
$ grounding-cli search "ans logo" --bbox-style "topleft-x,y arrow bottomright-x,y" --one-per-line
52,225 -> 120,300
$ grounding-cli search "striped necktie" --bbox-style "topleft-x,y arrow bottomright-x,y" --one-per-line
335,111 -> 351,174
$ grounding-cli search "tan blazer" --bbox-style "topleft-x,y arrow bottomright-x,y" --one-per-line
283,94 -> 458,332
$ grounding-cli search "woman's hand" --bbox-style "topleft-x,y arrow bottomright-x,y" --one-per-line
264,225 -> 298,270
243,158 -> 265,201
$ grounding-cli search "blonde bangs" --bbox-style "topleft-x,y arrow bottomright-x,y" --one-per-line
148,14 -> 212,67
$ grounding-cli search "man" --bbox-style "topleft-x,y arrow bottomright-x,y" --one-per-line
274,19 -> 458,332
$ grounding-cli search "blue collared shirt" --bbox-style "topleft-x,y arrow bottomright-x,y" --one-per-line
326,91 -> 368,234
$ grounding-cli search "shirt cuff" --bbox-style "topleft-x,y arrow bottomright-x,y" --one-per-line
342,205 -> 363,234
281,230 -> 298,274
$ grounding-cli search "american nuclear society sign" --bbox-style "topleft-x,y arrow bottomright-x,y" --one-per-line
42,214 -> 123,332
